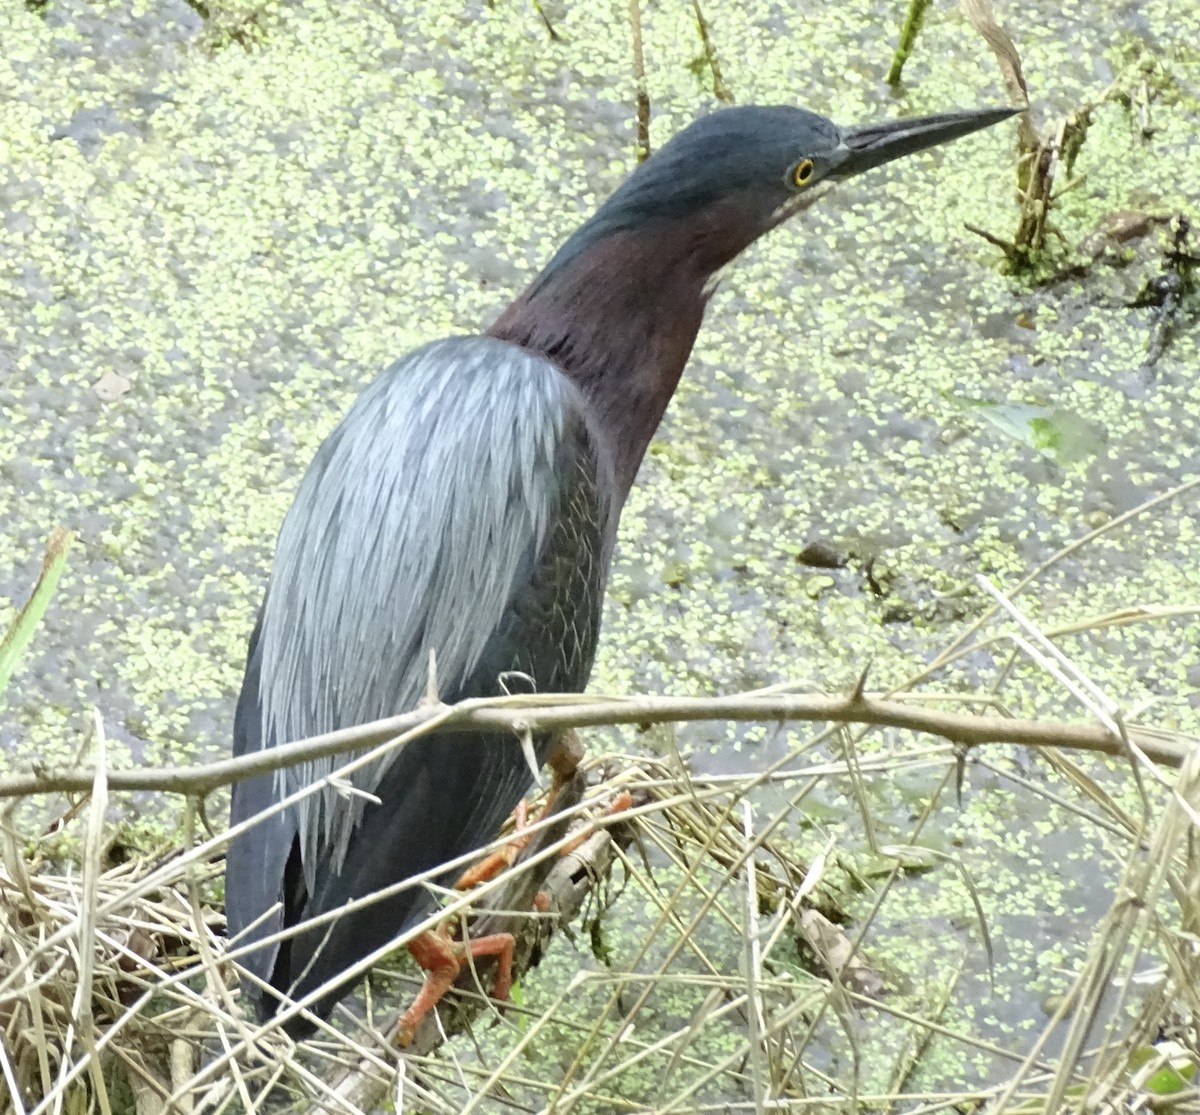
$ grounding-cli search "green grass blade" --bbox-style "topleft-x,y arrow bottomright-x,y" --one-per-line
0,527 -> 75,696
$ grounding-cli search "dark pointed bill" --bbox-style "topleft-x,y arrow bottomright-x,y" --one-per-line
834,106 -> 1020,179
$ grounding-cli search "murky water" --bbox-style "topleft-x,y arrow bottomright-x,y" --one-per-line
1,0 -> 1197,1103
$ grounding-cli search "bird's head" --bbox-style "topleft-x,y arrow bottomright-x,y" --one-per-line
539,102 -> 1017,283
496,101 -> 1017,496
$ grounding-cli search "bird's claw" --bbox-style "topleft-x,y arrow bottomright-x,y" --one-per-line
395,926 -> 516,1049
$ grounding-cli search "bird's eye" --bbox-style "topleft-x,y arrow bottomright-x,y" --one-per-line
792,158 -> 815,188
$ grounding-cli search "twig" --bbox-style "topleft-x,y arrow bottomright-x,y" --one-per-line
691,0 -> 732,103
532,0 -> 560,41
919,475 -> 1200,685
886,0 -> 932,85
629,0 -> 650,161
742,802 -> 766,1115
2,687 -> 1194,801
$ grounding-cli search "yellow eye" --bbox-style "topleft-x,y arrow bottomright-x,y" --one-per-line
792,158 -> 815,188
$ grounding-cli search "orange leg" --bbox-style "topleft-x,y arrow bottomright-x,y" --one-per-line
529,791 -> 635,915
453,732 -> 586,891
453,800 -> 532,891
558,790 -> 634,857
396,927 -> 515,1047
396,735 -> 587,1046
459,787 -> 635,914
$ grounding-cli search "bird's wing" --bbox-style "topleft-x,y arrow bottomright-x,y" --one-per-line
225,606 -> 304,987
226,335 -> 595,949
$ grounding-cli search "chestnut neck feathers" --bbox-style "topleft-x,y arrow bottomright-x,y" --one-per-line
489,195 -> 762,499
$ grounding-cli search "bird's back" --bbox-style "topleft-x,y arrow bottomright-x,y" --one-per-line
225,335 -> 614,1024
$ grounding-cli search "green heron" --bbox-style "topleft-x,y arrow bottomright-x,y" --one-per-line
224,101 -> 1015,1033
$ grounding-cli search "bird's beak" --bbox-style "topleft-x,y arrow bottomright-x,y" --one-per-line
833,106 -> 1020,179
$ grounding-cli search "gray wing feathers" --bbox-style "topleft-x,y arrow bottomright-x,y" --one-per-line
254,336 -> 576,889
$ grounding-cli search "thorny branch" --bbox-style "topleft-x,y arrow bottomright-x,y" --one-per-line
2,683 -> 1196,802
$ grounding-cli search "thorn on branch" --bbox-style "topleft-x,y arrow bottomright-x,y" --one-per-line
850,661 -> 872,704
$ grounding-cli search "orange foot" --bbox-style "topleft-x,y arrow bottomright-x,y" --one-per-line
395,791 -> 548,1047
395,926 -> 515,1048
395,736 -> 593,1047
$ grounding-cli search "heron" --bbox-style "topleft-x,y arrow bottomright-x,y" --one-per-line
225,101 -> 1015,1035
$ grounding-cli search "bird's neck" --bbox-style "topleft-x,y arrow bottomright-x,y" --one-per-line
489,208 -> 749,500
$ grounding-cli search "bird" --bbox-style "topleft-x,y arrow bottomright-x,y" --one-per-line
224,101 -> 1016,1034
